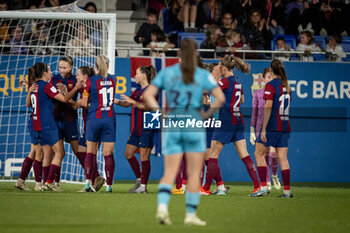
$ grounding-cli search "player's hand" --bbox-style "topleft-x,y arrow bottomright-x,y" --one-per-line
28,84 -> 38,93
139,37 -> 145,43
75,80 -> 83,90
121,94 -> 135,105
114,98 -> 122,105
261,130 -> 267,143
249,126 -> 256,145
20,78 -> 29,87
57,83 -> 68,95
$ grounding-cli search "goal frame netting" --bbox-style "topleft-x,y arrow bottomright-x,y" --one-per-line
0,10 -> 116,183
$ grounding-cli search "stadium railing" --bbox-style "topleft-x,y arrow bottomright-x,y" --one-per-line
115,46 -> 350,61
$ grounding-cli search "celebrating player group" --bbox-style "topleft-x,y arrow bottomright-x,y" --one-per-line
14,38 -> 292,226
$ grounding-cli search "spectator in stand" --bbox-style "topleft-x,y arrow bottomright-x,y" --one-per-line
273,37 -> 294,61
270,0 -> 285,35
38,0 -> 59,8
84,2 -> 102,55
216,29 -> 245,58
296,30 -> 321,61
0,0 -> 10,46
84,1 -> 97,13
168,0 -> 187,32
220,12 -> 238,35
241,0 -> 266,19
146,29 -> 175,57
318,1 -> 346,37
29,23 -> 56,55
242,9 -> 273,59
284,0 -> 304,35
223,0 -> 247,26
196,0 -> 222,30
200,24 -> 222,58
168,0 -> 199,32
325,33 -> 346,62
66,24 -> 94,56
9,25 -> 28,54
134,8 -> 160,56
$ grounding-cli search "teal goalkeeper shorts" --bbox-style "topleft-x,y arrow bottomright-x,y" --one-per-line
162,129 -> 206,155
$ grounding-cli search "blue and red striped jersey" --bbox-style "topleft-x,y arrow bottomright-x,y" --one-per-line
264,78 -> 291,132
50,74 -> 78,121
218,75 -> 244,125
84,74 -> 117,121
30,80 -> 59,131
130,86 -> 147,136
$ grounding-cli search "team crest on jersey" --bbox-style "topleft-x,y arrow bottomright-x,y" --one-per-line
250,73 -> 265,96
68,83 -> 73,89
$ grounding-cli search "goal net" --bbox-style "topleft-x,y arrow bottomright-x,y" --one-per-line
0,2 -> 116,183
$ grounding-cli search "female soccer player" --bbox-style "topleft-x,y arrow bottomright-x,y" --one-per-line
81,55 -> 116,193
29,63 -> 82,191
114,65 -> 156,193
253,59 -> 292,198
50,56 -> 85,186
15,67 -> 43,191
74,66 -> 105,192
250,68 -> 281,190
201,56 -> 261,196
144,38 -> 225,226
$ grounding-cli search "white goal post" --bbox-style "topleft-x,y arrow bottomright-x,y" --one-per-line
0,7 -> 116,183
0,11 -> 116,73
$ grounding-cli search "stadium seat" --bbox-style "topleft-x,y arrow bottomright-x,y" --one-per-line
178,32 -> 206,48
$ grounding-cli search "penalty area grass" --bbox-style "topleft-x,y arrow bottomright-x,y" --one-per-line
0,182 -> 349,233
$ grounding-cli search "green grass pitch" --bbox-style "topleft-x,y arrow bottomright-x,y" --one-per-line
0,182 -> 349,233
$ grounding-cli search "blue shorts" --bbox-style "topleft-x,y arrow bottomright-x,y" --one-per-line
28,119 -> 39,145
140,129 -> 155,148
162,129 -> 206,155
86,117 -> 115,143
36,128 -> 60,146
79,132 -> 87,147
257,131 -> 290,148
206,127 -> 214,148
212,123 -> 245,144
127,134 -> 140,147
58,120 -> 79,143
127,129 -> 155,148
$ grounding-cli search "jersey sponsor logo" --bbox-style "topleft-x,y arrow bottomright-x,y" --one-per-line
50,86 -> 58,93
219,81 -> 224,86
265,91 -> 271,95
235,84 -> 242,89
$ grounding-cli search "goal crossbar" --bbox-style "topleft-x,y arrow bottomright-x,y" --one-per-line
0,11 -> 117,73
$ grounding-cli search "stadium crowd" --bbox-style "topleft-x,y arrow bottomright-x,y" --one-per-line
0,0 -> 349,61
137,0 -> 350,61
